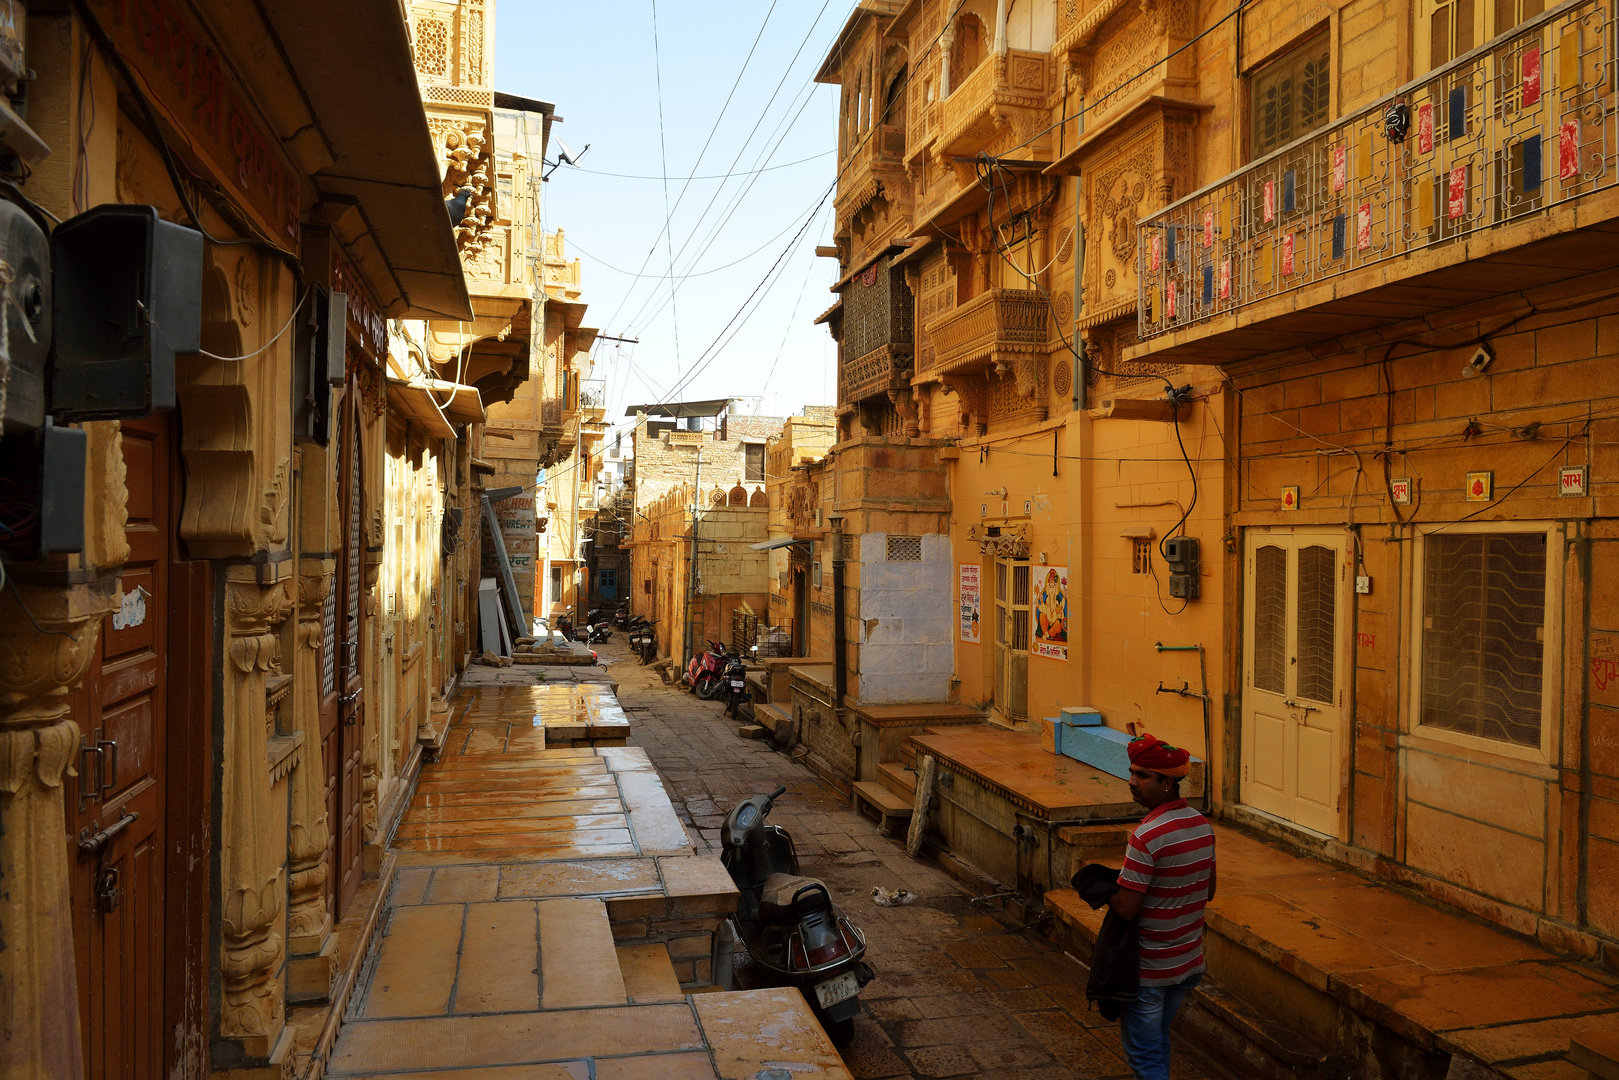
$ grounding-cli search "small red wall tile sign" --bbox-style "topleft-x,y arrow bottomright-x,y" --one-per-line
1560,465 -> 1588,496
1204,208 -> 1215,247
1281,486 -> 1299,511
1332,144 -> 1347,191
1390,477 -> 1413,504
1465,471 -> 1494,502
1417,104 -> 1434,153
1522,46 -> 1542,106
1448,166 -> 1469,219
1561,120 -> 1582,180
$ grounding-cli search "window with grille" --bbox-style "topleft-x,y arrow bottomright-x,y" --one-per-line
887,535 -> 922,562
745,444 -> 765,483
1250,35 -> 1331,157
1295,545 -> 1337,704
1420,531 -> 1547,748
1252,545 -> 1287,695
1132,539 -> 1153,575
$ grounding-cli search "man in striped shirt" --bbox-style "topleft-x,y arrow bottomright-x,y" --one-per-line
1107,733 -> 1216,1080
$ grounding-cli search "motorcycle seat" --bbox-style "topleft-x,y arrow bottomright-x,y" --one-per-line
759,873 -> 831,917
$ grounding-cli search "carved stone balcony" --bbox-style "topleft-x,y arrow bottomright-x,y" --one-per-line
840,343 -> 914,405
930,50 -> 1052,164
918,289 -> 1050,380
1133,0 -> 1619,365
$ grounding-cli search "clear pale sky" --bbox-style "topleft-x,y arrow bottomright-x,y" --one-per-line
493,0 -> 851,431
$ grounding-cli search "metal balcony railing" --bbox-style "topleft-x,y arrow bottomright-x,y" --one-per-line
579,379 -> 606,413
1138,0 -> 1616,343
733,611 -> 795,658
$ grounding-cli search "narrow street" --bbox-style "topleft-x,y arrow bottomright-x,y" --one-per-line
604,640 -> 1221,1080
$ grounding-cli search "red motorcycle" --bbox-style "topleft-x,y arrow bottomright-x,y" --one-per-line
683,639 -> 727,700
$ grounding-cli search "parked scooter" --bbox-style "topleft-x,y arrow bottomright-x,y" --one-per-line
722,647 -> 756,720
720,784 -> 873,1045
627,618 -> 655,664
614,600 -> 631,630
684,639 -> 727,699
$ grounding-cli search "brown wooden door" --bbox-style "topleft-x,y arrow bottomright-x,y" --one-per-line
68,416 -> 171,1080
329,397 -> 366,917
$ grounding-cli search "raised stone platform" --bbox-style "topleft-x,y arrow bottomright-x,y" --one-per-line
1046,823 -> 1619,1080
907,726 -> 1141,894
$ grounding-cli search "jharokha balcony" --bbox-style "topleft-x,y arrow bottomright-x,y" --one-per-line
909,49 -> 1053,168
1132,0 -> 1619,365
918,288 -> 1050,380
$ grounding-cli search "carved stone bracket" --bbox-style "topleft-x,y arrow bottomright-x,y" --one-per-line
287,562 -> 334,955
969,523 -> 1031,558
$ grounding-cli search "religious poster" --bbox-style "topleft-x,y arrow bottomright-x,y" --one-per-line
1417,104 -> 1435,154
959,564 -> 981,643
1032,565 -> 1068,661
1331,143 -> 1347,191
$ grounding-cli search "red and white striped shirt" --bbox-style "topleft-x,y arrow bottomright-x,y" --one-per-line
1117,799 -> 1215,987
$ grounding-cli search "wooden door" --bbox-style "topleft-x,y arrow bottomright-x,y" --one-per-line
68,416 -> 171,1080
1241,530 -> 1347,835
328,398 -> 366,917
993,558 -> 1030,720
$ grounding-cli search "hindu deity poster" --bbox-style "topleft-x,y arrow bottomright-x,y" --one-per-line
1032,565 -> 1068,661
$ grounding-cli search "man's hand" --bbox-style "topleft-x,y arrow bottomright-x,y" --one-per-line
1109,885 -> 1144,922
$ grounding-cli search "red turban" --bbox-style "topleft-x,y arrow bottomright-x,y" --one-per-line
1128,733 -> 1190,778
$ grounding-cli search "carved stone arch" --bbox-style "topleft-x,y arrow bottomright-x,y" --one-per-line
711,486 -> 727,508
728,484 -> 748,507
749,487 -> 768,508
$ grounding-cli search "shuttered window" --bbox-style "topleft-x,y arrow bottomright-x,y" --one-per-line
1420,531 -> 1547,748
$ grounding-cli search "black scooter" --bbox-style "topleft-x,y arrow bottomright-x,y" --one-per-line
627,619 -> 656,663
722,647 -> 755,720
720,784 -> 873,1046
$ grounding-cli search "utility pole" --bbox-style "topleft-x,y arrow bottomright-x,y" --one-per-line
683,443 -> 703,669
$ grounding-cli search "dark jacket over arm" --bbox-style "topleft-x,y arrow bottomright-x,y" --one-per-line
1074,863 -> 1139,1020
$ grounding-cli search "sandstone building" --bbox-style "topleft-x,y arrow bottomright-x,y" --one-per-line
0,0 -> 580,1076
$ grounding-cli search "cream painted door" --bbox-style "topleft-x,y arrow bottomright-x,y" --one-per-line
993,558 -> 1030,720
1242,531 -> 1346,835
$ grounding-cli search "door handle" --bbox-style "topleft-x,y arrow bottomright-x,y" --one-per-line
78,738 -> 103,808
78,810 -> 139,853
1282,698 -> 1320,716
98,739 -> 118,794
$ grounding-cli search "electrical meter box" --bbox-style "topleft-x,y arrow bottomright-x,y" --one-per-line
49,204 -> 203,420
1164,535 -> 1199,572
1169,573 -> 1200,600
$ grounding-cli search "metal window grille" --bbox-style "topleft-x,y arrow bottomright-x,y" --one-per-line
1132,539 -> 1153,575
1421,531 -> 1546,747
733,611 -> 795,658
1252,35 -> 1331,156
1253,545 -> 1288,695
1295,545 -> 1337,703
886,535 -> 923,562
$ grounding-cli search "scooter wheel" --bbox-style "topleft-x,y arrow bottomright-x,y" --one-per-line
824,1016 -> 855,1047
695,674 -> 723,700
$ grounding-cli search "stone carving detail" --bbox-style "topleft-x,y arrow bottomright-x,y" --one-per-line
219,570 -> 292,1055
973,523 -> 1031,558
288,565 -> 334,952
413,15 -> 449,77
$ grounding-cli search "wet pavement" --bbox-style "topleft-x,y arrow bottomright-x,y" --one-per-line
606,640 -> 1222,1080
325,668 -> 852,1079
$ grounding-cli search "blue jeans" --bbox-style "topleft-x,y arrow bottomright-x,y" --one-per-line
1118,971 -> 1203,1080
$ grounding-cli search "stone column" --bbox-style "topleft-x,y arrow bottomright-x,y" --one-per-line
0,576 -> 117,1080
993,0 -> 1009,56
218,566 -> 293,1061
285,561 -> 335,1002
940,23 -> 956,97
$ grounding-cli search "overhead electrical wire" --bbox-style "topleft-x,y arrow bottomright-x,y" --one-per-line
572,149 -> 832,181
648,0 -> 684,374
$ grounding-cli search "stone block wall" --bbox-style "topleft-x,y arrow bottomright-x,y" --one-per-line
854,532 -> 955,704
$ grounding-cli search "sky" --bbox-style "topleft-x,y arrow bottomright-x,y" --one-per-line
494,0 -> 853,433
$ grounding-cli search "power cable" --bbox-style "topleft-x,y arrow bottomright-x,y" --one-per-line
648,0 -> 684,374
572,149 -> 832,181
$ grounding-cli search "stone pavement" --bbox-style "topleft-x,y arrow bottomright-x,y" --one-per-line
605,642 -> 1223,1080
323,666 -> 852,1079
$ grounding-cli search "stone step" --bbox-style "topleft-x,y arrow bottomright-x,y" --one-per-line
736,724 -> 769,740
605,855 -> 739,989
1573,1031 -> 1619,1080
1044,887 -> 1337,1080
852,780 -> 913,834
693,988 -> 854,1078
899,741 -> 918,770
615,944 -> 685,1004
754,702 -> 791,736
745,671 -> 771,704
877,760 -> 916,799
538,897 -> 628,1008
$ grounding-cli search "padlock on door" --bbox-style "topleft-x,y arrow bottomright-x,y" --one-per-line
96,866 -> 122,913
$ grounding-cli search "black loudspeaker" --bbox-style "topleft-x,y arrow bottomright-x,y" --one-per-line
49,204 -> 203,420
293,287 -> 347,446
0,200 -> 51,437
